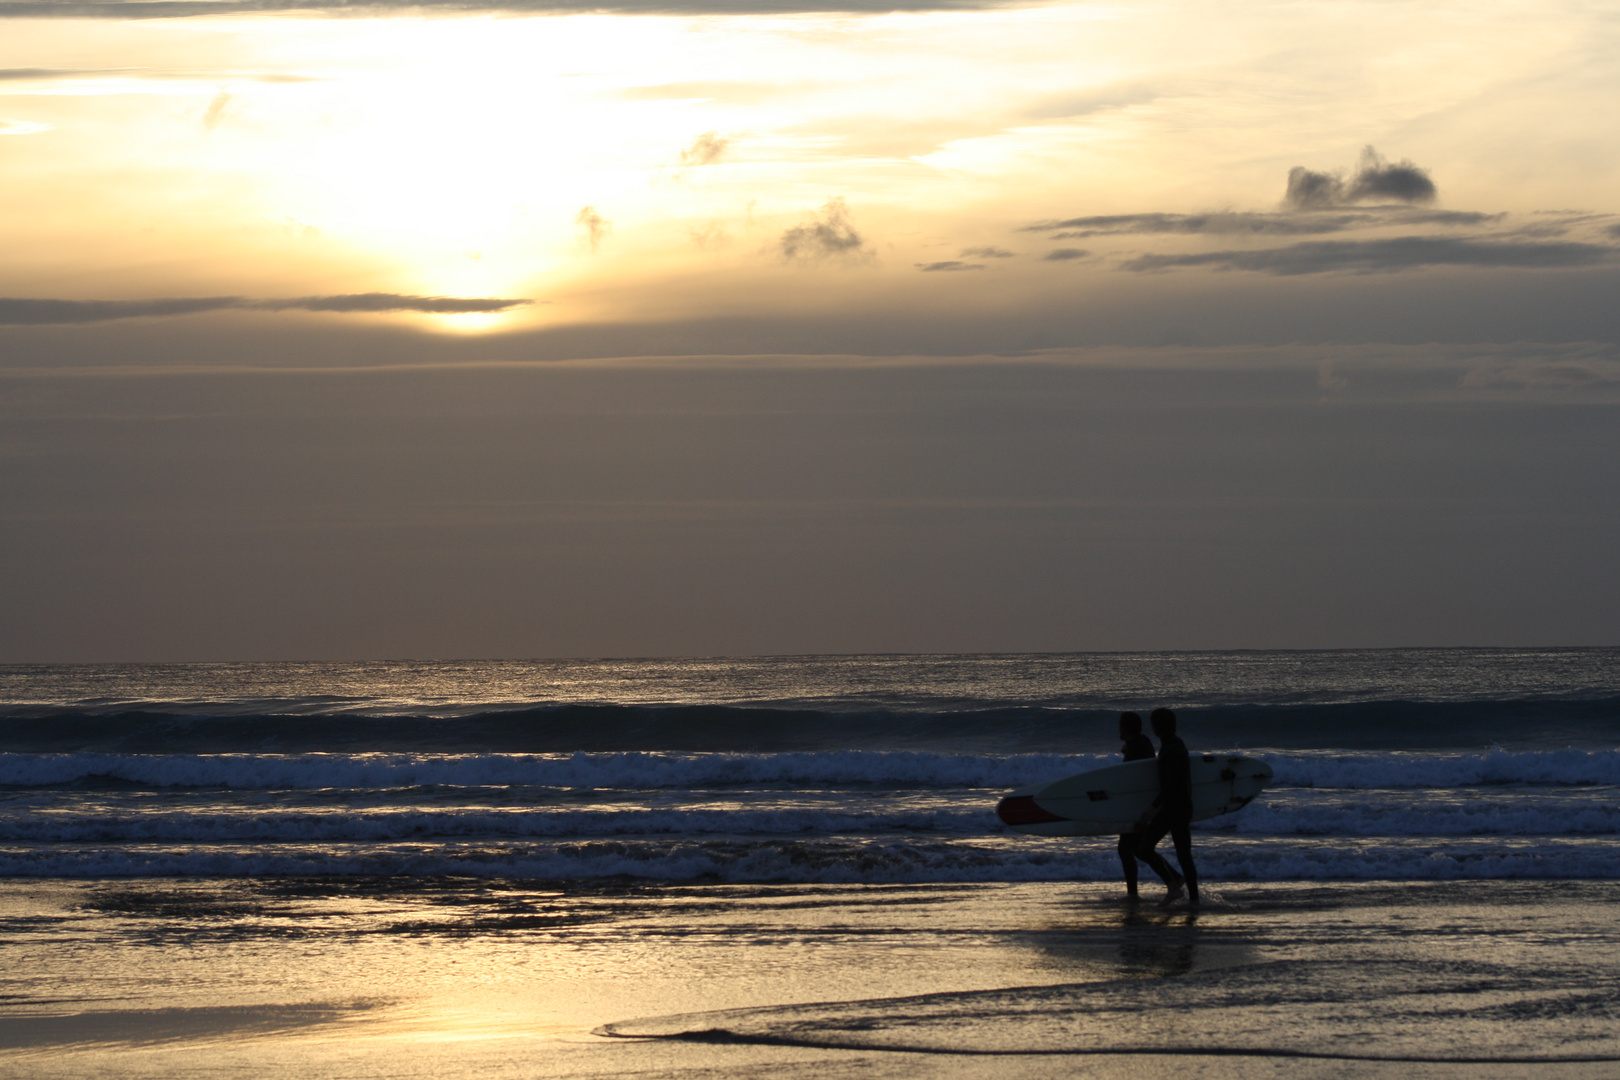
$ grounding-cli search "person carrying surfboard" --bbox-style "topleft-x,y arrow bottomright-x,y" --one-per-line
1116,712 -> 1156,900
1134,708 -> 1199,905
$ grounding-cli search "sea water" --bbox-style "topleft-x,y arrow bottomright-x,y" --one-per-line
3,648 -> 1617,884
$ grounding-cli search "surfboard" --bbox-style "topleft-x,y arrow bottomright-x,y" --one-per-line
996,754 -> 1274,836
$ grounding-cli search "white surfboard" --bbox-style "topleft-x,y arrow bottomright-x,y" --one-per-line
996,754 -> 1274,836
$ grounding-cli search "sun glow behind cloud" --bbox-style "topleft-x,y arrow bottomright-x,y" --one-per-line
0,0 -> 1616,331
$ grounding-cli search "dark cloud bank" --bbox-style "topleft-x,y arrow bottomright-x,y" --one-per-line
0,293 -> 531,326
1025,147 -> 1620,277
1026,209 -> 1500,239
1123,237 -> 1620,276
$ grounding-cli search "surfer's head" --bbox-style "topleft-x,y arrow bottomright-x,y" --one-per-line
1149,707 -> 1177,736
1119,711 -> 1142,738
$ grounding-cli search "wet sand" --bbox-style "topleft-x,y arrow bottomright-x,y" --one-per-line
2,878 -> 1617,1079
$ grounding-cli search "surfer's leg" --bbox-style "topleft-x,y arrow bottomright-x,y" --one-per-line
1169,820 -> 1198,903
1134,817 -> 1183,891
1117,833 -> 1140,897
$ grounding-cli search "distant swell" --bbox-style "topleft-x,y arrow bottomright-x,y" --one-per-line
3,749 -> 1618,792
1,696 -> 1617,753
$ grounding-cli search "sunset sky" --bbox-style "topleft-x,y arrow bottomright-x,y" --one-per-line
3,0 -> 1618,660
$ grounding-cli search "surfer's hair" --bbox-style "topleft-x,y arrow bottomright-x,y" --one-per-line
1119,711 -> 1142,733
1149,707 -> 1177,734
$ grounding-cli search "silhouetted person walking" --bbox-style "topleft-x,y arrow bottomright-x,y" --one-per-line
1135,707 -> 1199,904
1116,711 -> 1156,899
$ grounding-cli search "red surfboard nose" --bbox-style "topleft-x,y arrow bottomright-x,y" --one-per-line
995,795 -> 1066,826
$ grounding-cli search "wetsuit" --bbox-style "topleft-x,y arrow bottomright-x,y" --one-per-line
1118,732 -> 1157,896
1135,733 -> 1199,902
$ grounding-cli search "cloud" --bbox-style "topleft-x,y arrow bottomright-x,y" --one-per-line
575,206 -> 610,252
0,118 -> 52,135
1345,147 -> 1438,204
1024,80 -> 1164,120
254,294 -> 530,313
1120,237 -> 1619,275
0,293 -> 532,325
679,131 -> 729,167
617,81 -> 813,104
0,66 -> 323,83
1285,146 -> 1438,209
781,198 -> 869,263
1027,209 -> 1500,239
1283,167 -> 1343,210
1461,358 -> 1620,388
689,223 -> 730,250
0,0 -> 1018,16
1043,248 -> 1089,261
961,247 -> 1016,258
915,261 -> 984,272
0,67 -> 102,80
203,91 -> 231,130
1316,359 -> 1349,392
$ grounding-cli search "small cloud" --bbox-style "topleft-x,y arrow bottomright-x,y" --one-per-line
1607,223 -> 1620,240
689,222 -> 730,250
1285,146 -> 1437,209
617,81 -> 809,104
960,246 -> 1016,258
0,66 -> 323,83
1025,80 -> 1163,120
915,261 -> 984,272
1284,168 -> 1344,210
0,67 -> 101,80
0,293 -> 532,325
203,90 -> 231,130
254,294 -> 530,314
1317,359 -> 1349,392
1044,248 -> 1089,261
679,131 -> 729,167
1346,146 -> 1437,204
0,118 -> 53,135
575,206 -> 611,252
781,198 -> 869,263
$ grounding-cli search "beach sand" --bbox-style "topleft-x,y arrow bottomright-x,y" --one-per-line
2,878 -> 1617,1079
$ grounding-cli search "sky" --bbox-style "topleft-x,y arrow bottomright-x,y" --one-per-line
2,0 -> 1618,660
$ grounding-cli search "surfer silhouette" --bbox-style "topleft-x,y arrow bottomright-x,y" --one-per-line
1116,711 -> 1156,899
1134,708 -> 1199,905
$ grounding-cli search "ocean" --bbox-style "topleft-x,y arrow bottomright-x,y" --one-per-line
4,648 -> 1617,883
6,649 -> 1620,1077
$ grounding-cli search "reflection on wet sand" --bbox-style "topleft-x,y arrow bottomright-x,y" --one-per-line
4,880 -> 1619,1078
1011,898 -> 1235,985
1115,908 -> 1200,979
